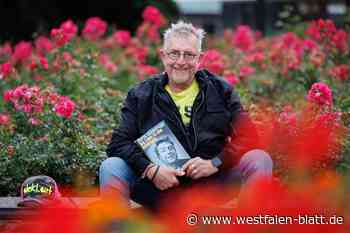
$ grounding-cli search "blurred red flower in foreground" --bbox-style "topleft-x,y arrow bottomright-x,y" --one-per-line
7,177 -> 348,233
251,102 -> 345,172
10,189 -> 136,233
289,112 -> 343,168
227,178 -> 347,233
157,185 -> 237,233
155,174 -> 348,233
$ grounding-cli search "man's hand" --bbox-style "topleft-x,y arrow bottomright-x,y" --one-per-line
147,166 -> 185,191
182,157 -> 219,179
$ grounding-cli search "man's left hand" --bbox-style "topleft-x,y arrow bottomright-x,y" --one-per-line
182,157 -> 218,179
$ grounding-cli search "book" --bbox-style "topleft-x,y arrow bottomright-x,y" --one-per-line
135,121 -> 191,170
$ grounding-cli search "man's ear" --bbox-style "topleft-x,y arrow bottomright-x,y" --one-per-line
159,49 -> 167,67
159,49 -> 166,59
195,52 -> 204,70
198,52 -> 204,61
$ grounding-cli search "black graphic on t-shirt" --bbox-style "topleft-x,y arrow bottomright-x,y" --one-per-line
176,105 -> 192,119
184,106 -> 192,118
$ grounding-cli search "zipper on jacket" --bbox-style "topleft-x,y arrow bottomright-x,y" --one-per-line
159,91 -> 193,152
190,90 -> 204,152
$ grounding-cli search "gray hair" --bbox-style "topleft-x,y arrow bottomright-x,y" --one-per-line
163,21 -> 205,52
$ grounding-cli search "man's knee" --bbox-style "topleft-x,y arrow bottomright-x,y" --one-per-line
99,157 -> 133,184
99,157 -> 133,202
100,157 -> 127,173
242,149 -> 273,171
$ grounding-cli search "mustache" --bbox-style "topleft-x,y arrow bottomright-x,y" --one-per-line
171,64 -> 193,69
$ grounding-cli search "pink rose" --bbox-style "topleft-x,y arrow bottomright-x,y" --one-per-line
113,30 -> 131,47
54,96 -> 76,119
232,25 -> 255,52
12,41 -> 32,63
224,74 -> 240,86
239,66 -> 256,78
0,114 -> 10,125
0,62 -> 12,79
329,64 -> 349,81
307,82 -> 333,107
39,57 -> 49,70
142,6 -> 166,27
199,50 -> 225,75
28,117 -> 41,125
60,19 -> 78,40
332,30 -> 348,52
82,17 -> 107,41
35,36 -> 53,55
51,28 -> 69,47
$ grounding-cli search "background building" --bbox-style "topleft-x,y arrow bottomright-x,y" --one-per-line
174,0 -> 350,35
1,0 -> 349,41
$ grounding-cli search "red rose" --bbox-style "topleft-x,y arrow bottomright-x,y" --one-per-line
51,28 -> 69,47
82,17 -> 107,41
113,30 -> 131,47
54,96 -> 76,119
35,36 -> 53,56
0,114 -> 10,125
0,62 -> 12,79
142,6 -> 166,27
60,19 -> 78,40
12,41 -> 32,63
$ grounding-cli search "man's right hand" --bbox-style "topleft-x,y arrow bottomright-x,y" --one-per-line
147,166 -> 185,191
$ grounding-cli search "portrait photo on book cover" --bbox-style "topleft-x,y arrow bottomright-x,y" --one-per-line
153,136 -> 189,169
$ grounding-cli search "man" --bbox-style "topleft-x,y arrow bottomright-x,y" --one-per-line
100,21 -> 273,210
154,137 -> 189,169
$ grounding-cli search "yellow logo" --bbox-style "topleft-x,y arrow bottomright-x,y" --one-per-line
23,183 -> 53,196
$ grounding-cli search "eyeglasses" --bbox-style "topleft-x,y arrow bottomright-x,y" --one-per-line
165,50 -> 198,61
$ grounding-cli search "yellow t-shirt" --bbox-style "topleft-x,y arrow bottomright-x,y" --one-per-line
165,80 -> 199,125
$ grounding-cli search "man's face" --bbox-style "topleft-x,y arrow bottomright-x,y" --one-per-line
160,35 -> 201,86
157,141 -> 177,164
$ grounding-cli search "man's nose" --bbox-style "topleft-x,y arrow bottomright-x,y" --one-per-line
176,54 -> 186,64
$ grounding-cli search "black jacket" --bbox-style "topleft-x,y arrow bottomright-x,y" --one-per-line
106,69 -> 257,176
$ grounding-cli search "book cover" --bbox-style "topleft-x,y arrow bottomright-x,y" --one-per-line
135,121 -> 190,170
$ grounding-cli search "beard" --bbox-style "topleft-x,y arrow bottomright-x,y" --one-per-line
169,66 -> 196,85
